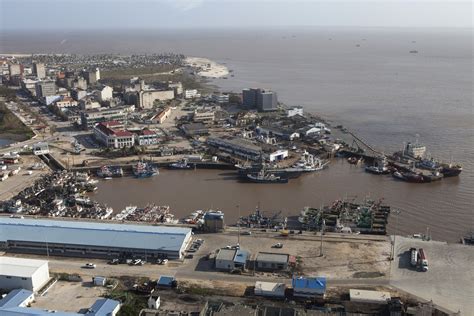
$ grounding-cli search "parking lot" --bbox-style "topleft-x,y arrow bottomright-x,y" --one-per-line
390,236 -> 474,315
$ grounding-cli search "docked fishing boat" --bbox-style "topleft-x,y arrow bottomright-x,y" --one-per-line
416,158 -> 440,171
440,163 -> 462,177
133,162 -> 158,178
422,171 -> 443,182
97,165 -> 123,178
236,163 -> 301,179
246,169 -> 288,184
292,151 -> 329,172
168,159 -> 192,169
365,157 -> 390,175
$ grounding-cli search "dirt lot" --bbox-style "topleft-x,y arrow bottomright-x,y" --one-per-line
194,229 -> 391,279
0,155 -> 51,200
33,281 -> 107,313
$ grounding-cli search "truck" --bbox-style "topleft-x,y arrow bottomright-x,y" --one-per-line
409,247 -> 418,267
417,248 -> 429,272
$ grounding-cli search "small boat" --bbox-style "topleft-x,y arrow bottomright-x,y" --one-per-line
365,157 -> 390,175
168,159 -> 192,170
347,157 -> 358,164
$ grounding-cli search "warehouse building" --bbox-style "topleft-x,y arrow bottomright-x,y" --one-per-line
215,248 -> 249,271
207,137 -> 262,161
0,257 -> 50,292
0,218 -> 192,260
255,252 -> 290,271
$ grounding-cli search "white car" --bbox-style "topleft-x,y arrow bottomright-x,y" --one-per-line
83,263 -> 96,269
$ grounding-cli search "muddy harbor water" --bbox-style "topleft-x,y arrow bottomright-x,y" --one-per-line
91,158 -> 469,243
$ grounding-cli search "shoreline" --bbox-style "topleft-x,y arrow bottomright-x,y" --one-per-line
185,56 -> 229,79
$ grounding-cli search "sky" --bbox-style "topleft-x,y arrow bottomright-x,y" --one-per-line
0,0 -> 472,31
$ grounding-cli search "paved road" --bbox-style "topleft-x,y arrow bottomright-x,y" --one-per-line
390,236 -> 474,315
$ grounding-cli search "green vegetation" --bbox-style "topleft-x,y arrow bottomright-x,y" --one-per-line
101,64 -> 179,80
0,86 -> 17,101
0,101 -> 34,140
106,289 -> 147,316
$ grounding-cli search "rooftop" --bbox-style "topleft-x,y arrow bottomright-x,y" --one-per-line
0,257 -> 48,278
216,248 -> 236,261
0,217 -> 191,252
292,276 -> 326,290
256,252 -> 289,264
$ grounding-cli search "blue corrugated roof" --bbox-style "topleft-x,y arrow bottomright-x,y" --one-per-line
85,299 -> 120,316
233,250 -> 249,264
0,218 -> 191,252
292,276 -> 326,290
0,289 -> 33,308
0,289 -> 120,316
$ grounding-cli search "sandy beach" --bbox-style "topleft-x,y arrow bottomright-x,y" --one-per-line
185,56 -> 229,78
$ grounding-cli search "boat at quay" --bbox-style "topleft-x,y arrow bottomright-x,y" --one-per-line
133,162 -> 158,178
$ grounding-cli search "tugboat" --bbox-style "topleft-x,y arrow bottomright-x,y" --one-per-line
246,169 -> 288,184
133,162 -> 158,178
168,158 -> 192,170
365,157 -> 390,175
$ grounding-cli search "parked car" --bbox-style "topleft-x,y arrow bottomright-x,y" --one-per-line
161,259 -> 168,265
242,231 -> 252,235
108,258 -> 119,265
156,259 -> 162,265
83,263 -> 96,269
272,243 -> 283,248
131,259 -> 142,266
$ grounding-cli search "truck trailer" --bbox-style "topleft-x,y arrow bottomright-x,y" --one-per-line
409,247 -> 418,267
417,248 -> 429,271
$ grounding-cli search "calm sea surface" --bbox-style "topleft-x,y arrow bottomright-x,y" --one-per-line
1,28 -> 472,242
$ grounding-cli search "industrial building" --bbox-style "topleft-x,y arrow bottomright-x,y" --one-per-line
0,257 -> 50,292
215,248 -> 249,271
255,252 -> 290,271
0,289 -> 121,316
0,217 -> 192,260
207,137 -> 262,161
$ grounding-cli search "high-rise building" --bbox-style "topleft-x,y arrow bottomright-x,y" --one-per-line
257,90 -> 278,112
242,88 -> 259,108
33,63 -> 46,79
35,80 -> 56,98
242,88 -> 278,112
8,64 -> 22,77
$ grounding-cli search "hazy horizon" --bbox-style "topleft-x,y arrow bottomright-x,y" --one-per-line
1,0 -> 472,31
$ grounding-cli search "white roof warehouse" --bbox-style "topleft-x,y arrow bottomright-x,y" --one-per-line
0,217 -> 192,260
